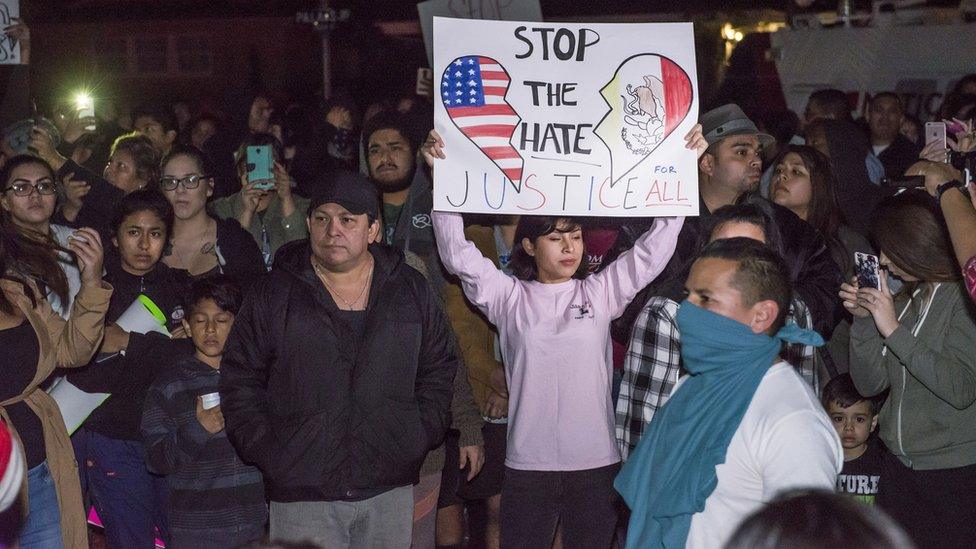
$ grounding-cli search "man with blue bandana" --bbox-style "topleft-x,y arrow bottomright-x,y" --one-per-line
615,237 -> 842,548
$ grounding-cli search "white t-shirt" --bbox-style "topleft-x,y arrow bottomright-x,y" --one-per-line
681,361 -> 843,549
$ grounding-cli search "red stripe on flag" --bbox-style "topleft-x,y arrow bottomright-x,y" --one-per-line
502,167 -> 523,182
661,57 -> 693,136
482,146 -> 521,160
479,71 -> 510,81
460,124 -> 517,138
482,87 -> 508,96
446,105 -> 518,118
477,56 -> 500,65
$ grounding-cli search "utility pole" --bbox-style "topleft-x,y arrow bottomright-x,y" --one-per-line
296,0 -> 351,99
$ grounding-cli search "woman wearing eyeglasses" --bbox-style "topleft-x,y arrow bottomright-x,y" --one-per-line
29,126 -> 160,240
0,155 -> 82,317
158,147 -> 264,284
209,134 -> 309,270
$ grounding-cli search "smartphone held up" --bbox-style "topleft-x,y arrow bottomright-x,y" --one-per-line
246,145 -> 275,191
854,252 -> 882,291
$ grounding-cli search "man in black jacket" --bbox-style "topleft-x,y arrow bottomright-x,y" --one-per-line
220,174 -> 458,547
867,92 -> 921,180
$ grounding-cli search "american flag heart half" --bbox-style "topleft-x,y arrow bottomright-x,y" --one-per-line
441,56 -> 523,193
594,54 -> 693,185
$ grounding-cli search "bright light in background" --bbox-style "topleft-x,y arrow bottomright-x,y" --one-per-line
74,92 -> 93,111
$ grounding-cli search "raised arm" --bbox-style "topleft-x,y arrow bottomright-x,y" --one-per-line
592,216 -> 684,319
432,210 -> 515,323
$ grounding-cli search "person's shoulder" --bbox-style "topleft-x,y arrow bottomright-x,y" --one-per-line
214,215 -> 251,240
148,356 -> 198,394
751,362 -> 826,418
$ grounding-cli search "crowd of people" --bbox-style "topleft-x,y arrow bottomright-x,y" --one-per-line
0,17 -> 975,549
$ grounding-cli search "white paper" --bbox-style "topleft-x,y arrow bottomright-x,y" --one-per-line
0,0 -> 21,65
433,18 -> 700,217
49,297 -> 170,435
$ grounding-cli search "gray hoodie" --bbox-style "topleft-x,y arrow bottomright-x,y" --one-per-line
850,281 -> 976,470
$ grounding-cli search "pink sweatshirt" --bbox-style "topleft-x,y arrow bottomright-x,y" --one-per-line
433,211 -> 683,471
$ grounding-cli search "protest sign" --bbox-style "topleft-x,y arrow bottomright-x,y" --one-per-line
433,17 -> 700,217
418,0 -> 543,67
0,0 -> 19,65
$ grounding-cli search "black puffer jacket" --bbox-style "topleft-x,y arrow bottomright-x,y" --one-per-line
220,240 -> 458,502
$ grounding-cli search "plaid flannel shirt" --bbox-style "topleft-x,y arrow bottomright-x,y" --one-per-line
615,296 -> 823,460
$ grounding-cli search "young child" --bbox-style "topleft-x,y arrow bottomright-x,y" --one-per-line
141,276 -> 267,548
822,374 -> 886,505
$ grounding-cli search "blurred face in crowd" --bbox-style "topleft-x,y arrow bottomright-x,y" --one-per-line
113,209 -> 167,276
685,256 -> 776,335
827,400 -> 877,457
867,95 -> 903,145
249,97 -> 273,134
710,221 -> 766,244
183,298 -> 235,365
191,119 -> 217,150
900,118 -> 920,145
307,203 -> 379,272
878,251 -> 917,282
804,125 -> 829,158
367,128 -> 415,195
161,154 -> 213,221
770,152 -> 813,220
699,135 -> 763,197
803,99 -> 830,127
104,150 -> 148,194
521,220 -> 583,284
134,115 -> 176,153
1,162 -> 57,232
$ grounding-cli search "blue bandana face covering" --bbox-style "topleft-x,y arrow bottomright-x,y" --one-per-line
615,300 -> 823,549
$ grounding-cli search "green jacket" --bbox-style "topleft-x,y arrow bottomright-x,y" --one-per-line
209,192 -> 309,268
850,281 -> 976,470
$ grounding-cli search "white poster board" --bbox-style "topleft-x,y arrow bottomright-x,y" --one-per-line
418,0 -> 542,67
771,24 -> 976,121
0,0 -> 19,65
433,18 -> 700,217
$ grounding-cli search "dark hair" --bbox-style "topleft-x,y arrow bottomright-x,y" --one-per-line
807,89 -> 852,121
0,220 -> 70,313
161,145 -> 210,176
132,102 -> 179,134
726,489 -> 915,549
822,373 -> 883,415
183,275 -> 243,316
110,188 -> 174,239
868,92 -> 904,113
360,109 -> 420,157
870,189 -> 959,283
233,133 -> 284,177
110,132 -> 162,185
508,216 -> 589,281
0,155 -> 57,194
769,145 -> 845,241
696,237 -> 792,334
700,199 -> 784,258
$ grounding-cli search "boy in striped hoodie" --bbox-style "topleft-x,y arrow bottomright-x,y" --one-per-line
141,276 -> 267,548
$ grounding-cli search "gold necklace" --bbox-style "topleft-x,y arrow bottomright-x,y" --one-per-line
312,256 -> 373,310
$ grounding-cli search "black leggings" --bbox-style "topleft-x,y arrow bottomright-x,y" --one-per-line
878,452 -> 976,549
500,463 -> 619,549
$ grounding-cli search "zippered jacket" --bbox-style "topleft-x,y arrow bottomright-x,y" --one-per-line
850,282 -> 976,469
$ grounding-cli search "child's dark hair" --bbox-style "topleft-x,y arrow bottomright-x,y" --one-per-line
110,188 -> 175,238
821,374 -> 882,416
182,275 -> 243,316
508,216 -> 589,281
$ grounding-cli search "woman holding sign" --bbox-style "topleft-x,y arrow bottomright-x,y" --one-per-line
424,127 -> 705,547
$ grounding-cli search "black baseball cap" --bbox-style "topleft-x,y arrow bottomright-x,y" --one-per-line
307,171 -> 380,219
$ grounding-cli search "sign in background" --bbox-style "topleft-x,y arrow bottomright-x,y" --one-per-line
772,23 -> 976,120
433,17 -> 700,217
0,0 -> 19,65
417,0 -> 543,67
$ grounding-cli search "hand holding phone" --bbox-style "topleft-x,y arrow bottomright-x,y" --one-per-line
246,145 -> 275,190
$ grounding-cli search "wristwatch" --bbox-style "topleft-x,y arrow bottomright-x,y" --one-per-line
936,180 -> 971,202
